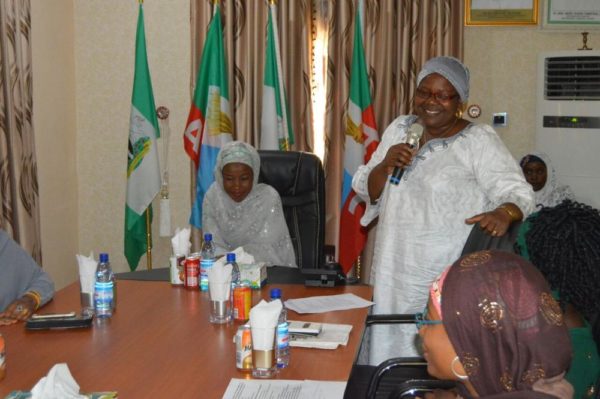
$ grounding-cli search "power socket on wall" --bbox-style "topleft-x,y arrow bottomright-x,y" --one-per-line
493,112 -> 508,127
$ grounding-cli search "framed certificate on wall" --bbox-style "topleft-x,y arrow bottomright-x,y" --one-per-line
465,0 -> 539,26
543,0 -> 600,30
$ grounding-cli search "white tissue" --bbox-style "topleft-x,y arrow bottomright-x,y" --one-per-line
31,363 -> 86,399
75,253 -> 97,297
207,263 -> 233,301
249,299 -> 283,350
212,247 -> 255,269
170,227 -> 191,256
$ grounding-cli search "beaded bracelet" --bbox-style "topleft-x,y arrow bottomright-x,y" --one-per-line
498,204 -> 520,222
23,291 -> 41,311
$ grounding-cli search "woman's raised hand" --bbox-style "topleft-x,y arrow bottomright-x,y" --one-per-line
381,143 -> 417,175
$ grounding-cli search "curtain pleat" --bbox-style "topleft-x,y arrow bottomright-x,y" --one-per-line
0,0 -> 41,264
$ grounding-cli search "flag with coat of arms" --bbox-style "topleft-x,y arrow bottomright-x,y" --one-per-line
124,3 -> 161,271
183,3 -> 233,228
339,10 -> 379,275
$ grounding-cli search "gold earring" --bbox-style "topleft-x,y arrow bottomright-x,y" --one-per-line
456,104 -> 465,119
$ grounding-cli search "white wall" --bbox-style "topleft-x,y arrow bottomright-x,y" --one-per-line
32,0 -> 192,288
464,26 -> 590,159
31,0 -> 78,289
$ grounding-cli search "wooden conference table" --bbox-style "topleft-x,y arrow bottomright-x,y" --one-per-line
0,274 -> 373,398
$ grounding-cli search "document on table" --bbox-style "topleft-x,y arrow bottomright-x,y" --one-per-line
222,379 -> 346,399
284,293 -> 374,314
289,321 -> 353,350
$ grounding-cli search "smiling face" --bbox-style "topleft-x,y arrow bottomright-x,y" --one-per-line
522,161 -> 547,192
414,73 -> 462,136
222,162 -> 254,203
418,300 -> 462,380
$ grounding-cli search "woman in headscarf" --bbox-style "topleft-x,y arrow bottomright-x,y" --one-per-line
202,141 -> 296,267
420,250 -> 573,398
516,200 -> 600,398
520,152 -> 574,208
352,56 -> 534,363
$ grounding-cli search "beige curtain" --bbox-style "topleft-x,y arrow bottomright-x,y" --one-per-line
0,0 -> 41,264
324,0 -> 463,280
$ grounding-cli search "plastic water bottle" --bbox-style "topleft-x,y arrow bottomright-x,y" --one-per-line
94,253 -> 115,318
226,253 -> 240,309
200,233 -> 216,292
270,288 -> 290,368
226,253 -> 240,290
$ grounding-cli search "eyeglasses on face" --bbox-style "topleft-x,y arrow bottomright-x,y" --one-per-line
415,310 -> 443,330
414,88 -> 458,102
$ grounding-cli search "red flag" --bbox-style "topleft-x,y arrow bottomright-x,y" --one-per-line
339,11 -> 379,274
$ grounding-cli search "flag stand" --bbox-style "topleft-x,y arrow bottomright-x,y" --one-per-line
145,209 -> 152,270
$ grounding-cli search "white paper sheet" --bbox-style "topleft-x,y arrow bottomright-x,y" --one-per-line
289,322 -> 353,350
284,293 -> 374,314
222,379 -> 346,399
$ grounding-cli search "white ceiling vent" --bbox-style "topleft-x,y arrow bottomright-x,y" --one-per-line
544,56 -> 600,100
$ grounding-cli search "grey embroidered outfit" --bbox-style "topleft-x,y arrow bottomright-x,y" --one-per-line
202,141 -> 296,267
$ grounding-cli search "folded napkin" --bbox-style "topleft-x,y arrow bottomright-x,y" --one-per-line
207,263 -> 233,301
31,363 -> 86,399
75,253 -> 97,299
170,227 -> 191,256
213,246 -> 255,269
249,299 -> 282,350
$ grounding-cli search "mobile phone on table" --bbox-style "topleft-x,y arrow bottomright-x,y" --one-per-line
30,312 -> 77,320
26,312 -> 93,330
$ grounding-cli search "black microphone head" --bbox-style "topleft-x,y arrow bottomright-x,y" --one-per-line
406,123 -> 424,147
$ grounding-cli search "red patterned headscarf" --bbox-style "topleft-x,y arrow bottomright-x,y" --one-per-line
440,250 -> 573,398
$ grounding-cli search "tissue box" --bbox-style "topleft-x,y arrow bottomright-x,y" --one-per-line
239,262 -> 267,289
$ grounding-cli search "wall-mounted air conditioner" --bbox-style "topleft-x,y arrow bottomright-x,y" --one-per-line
536,51 -> 600,209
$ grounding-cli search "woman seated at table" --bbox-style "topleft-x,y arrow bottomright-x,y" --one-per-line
202,141 -> 296,267
0,229 -> 54,325
520,152 -> 574,208
419,250 -> 573,398
516,200 -> 600,399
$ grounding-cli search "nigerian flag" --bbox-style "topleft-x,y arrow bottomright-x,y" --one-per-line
260,1 -> 293,150
124,3 -> 160,271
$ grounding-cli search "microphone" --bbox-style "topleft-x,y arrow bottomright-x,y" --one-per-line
389,123 -> 424,185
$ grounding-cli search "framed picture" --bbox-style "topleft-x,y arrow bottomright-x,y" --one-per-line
465,0 -> 539,26
543,0 -> 600,31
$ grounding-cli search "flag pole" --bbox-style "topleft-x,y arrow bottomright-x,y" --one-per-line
146,209 -> 153,270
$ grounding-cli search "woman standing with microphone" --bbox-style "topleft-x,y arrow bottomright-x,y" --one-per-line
352,56 -> 534,365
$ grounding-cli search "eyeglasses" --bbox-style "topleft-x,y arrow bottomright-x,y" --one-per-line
415,88 -> 458,102
415,310 -> 443,330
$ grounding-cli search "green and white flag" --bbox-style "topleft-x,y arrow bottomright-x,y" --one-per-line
260,1 -> 293,150
124,3 -> 161,271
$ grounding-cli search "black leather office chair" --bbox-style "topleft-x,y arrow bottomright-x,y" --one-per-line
257,150 -> 325,270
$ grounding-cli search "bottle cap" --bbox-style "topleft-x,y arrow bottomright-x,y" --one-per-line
226,253 -> 236,262
270,288 -> 281,299
204,233 -> 212,241
99,253 -> 109,263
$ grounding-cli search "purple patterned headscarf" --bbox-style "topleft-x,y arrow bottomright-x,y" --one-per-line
441,250 -> 573,398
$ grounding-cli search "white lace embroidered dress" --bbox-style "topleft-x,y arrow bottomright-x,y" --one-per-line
202,141 -> 297,267
352,115 -> 535,365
